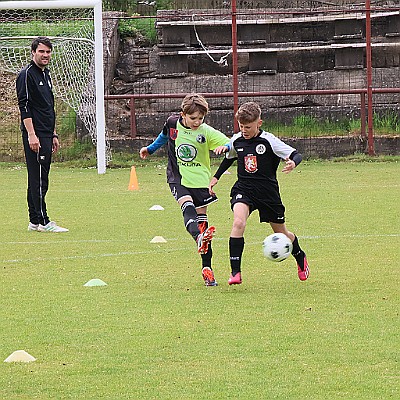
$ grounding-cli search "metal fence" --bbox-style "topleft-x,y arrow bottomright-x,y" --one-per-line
103,0 -> 400,158
1,0 -> 399,161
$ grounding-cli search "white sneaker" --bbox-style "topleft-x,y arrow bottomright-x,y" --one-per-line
28,222 -> 39,231
38,221 -> 69,233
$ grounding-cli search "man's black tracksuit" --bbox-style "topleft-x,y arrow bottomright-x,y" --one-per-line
16,61 -> 56,226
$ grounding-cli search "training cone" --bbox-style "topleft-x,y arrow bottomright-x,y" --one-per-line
150,236 -> 167,243
4,350 -> 36,363
84,278 -> 108,287
128,166 -> 139,191
149,205 -> 164,211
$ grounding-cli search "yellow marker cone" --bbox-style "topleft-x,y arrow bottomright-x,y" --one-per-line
128,166 -> 139,191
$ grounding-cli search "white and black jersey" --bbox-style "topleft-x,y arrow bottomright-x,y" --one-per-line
214,129 -> 302,223
227,130 -> 297,191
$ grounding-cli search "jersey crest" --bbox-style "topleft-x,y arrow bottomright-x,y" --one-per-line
244,155 -> 258,173
169,127 -> 178,140
196,134 -> 206,144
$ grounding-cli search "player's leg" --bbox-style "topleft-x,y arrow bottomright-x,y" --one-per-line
178,198 -> 215,254
196,204 -> 217,287
197,207 -> 216,286
270,222 -> 309,281
191,189 -> 217,256
197,207 -> 213,268
170,183 -> 202,241
228,202 -> 250,285
179,195 -> 201,240
171,184 -> 217,286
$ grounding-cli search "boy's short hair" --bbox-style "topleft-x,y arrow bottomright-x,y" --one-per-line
181,94 -> 209,116
236,102 -> 262,124
31,37 -> 53,52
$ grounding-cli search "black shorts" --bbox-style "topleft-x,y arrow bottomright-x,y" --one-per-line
169,182 -> 218,208
230,183 -> 285,224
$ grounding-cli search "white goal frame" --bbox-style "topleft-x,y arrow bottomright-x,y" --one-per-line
0,0 -> 107,174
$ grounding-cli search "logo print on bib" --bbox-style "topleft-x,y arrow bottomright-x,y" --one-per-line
244,155 -> 257,173
177,144 -> 197,162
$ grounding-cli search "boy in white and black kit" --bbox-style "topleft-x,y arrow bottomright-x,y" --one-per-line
209,102 -> 309,285
16,37 -> 68,233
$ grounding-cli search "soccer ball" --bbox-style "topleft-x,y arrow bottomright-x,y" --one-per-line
262,233 -> 293,262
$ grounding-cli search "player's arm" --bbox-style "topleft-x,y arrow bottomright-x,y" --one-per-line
139,131 -> 168,159
213,143 -> 230,155
282,151 -> 302,174
209,156 -> 236,195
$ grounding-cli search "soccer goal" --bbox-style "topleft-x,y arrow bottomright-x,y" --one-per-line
0,0 -> 108,174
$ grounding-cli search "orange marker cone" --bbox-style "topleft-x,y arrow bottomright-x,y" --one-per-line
128,166 -> 139,191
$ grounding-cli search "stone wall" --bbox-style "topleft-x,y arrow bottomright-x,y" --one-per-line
108,6 -> 400,157
110,135 -> 400,158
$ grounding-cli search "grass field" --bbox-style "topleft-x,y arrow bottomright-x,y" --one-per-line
0,159 -> 399,399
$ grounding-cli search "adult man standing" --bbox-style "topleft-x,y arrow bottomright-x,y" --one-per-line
16,36 -> 68,233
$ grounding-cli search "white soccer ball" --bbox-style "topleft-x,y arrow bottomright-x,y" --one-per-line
262,233 -> 293,262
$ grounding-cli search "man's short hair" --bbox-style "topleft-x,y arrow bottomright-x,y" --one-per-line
31,37 -> 53,52
236,102 -> 262,124
181,94 -> 209,116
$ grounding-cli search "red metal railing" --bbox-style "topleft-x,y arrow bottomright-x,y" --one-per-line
105,1 -> 400,155
104,87 -> 400,141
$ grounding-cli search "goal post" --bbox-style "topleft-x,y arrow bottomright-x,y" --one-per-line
0,0 -> 108,174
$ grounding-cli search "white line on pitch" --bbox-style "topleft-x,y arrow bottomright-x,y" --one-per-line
2,232 -> 399,246
1,233 -> 398,265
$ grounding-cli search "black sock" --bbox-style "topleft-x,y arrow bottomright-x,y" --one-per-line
229,237 -> 245,276
197,214 -> 213,269
291,235 -> 305,270
201,242 -> 213,269
181,201 -> 200,241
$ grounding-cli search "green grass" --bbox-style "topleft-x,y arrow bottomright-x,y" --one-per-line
0,159 -> 399,399
118,16 -> 157,44
0,23 -> 92,43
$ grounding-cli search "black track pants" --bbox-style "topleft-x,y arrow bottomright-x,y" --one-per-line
22,134 -> 53,226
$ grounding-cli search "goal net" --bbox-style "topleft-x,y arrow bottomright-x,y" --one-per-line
0,0 -> 109,173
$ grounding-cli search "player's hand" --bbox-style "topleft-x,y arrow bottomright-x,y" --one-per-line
209,177 -> 219,196
282,158 -> 295,174
213,145 -> 229,155
139,147 -> 149,159
52,136 -> 60,153
28,134 -> 40,153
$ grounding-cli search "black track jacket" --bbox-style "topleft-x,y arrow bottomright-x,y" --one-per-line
16,61 -> 55,137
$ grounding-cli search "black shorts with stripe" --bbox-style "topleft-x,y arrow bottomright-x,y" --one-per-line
230,181 -> 285,224
169,182 -> 218,209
